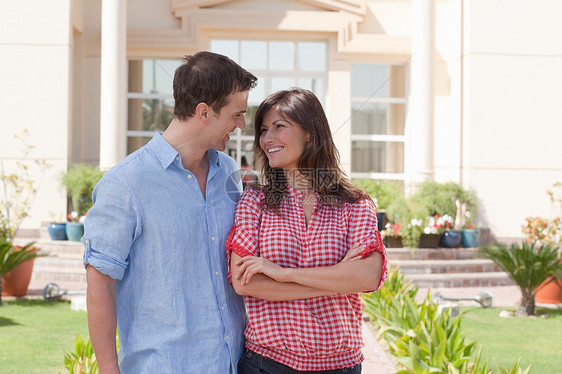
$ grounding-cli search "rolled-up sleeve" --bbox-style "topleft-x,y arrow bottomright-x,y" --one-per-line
225,187 -> 263,283
349,198 -> 388,291
82,175 -> 142,281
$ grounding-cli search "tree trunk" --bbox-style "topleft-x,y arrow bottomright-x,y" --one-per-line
517,291 -> 535,316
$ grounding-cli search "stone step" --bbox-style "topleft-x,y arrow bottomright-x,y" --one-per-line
31,266 -> 87,284
34,240 -> 85,256
404,272 -> 513,288
390,259 -> 502,275
386,247 -> 482,261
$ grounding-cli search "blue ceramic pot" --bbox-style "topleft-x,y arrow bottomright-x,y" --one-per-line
47,222 -> 67,240
65,222 -> 84,242
441,230 -> 462,248
461,229 -> 480,248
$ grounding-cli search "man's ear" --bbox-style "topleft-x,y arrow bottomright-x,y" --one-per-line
196,102 -> 209,120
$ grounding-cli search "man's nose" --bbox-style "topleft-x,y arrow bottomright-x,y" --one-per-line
237,117 -> 246,130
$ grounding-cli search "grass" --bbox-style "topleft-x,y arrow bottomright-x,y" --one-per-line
460,306 -> 562,373
0,299 -> 89,374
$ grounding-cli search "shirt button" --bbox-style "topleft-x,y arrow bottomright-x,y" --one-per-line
215,271 -> 219,276
85,239 -> 89,244
221,306 -> 225,311
225,335 -> 229,340
176,156 -> 179,160
211,236 -> 215,241
187,174 -> 192,179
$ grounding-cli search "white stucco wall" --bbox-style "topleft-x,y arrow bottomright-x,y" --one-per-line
0,1 -> 73,232
461,0 -> 562,238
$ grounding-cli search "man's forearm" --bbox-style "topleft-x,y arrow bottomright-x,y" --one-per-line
86,265 -> 120,374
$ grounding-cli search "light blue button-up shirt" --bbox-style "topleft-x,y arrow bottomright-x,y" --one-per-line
83,133 -> 245,373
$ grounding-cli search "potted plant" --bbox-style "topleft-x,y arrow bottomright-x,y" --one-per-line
0,130 -> 50,298
522,215 -> 562,304
47,213 -> 67,240
479,241 -> 562,316
60,164 -> 104,241
0,239 -> 44,304
66,211 -> 85,242
381,222 -> 403,248
353,179 -> 402,232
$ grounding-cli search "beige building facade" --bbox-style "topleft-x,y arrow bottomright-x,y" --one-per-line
1,0 -> 561,241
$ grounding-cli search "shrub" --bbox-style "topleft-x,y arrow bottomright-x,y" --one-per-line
479,241 -> 562,316
60,164 -> 105,216
352,179 -> 402,211
362,268 -> 531,373
62,334 -> 98,374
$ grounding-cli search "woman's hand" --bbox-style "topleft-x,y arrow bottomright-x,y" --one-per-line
235,256 -> 288,285
341,243 -> 366,262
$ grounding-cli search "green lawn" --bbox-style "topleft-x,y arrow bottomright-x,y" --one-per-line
460,306 -> 562,373
0,299 -> 89,374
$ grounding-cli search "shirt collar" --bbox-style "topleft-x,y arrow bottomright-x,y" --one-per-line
148,133 -> 179,169
148,133 -> 222,171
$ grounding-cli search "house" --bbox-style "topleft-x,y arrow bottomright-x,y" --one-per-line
1,0 -> 561,241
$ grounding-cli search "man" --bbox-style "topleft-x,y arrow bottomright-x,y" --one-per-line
83,51 -> 257,373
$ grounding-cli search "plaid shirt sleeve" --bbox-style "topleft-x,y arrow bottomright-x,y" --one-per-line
225,187 -> 263,283
349,198 -> 388,291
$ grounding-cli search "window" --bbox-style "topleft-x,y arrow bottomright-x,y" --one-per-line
350,64 -> 407,182
211,39 -> 327,168
127,59 -> 182,154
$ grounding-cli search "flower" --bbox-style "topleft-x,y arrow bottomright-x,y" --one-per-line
522,216 -> 561,250
382,222 -> 402,237
423,214 -> 454,234
67,211 -> 80,223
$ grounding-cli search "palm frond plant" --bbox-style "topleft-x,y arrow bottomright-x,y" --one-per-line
0,239 -> 44,305
479,241 -> 562,316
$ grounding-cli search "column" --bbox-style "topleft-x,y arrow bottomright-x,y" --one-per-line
99,0 -> 127,170
406,0 -> 435,189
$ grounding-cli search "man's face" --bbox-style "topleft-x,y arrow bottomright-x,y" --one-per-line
207,91 -> 249,151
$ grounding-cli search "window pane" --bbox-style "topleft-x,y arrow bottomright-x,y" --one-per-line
351,141 -> 404,173
351,102 -> 405,135
297,78 -> 323,97
272,77 -> 296,92
242,105 -> 258,136
269,41 -> 294,71
241,41 -> 267,70
128,98 -> 174,132
298,42 -> 326,71
127,136 -> 153,155
351,64 -> 389,98
248,76 -> 265,105
211,40 -> 239,63
141,60 -> 180,95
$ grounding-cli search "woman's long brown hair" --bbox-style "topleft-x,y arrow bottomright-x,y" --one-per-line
253,88 -> 370,209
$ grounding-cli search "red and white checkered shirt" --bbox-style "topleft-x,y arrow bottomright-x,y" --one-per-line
226,185 -> 388,371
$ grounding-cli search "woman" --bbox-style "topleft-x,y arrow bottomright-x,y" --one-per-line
226,88 -> 388,373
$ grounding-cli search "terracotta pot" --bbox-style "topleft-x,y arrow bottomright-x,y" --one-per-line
535,276 -> 562,304
1,246 -> 37,297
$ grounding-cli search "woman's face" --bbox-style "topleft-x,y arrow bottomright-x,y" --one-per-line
259,106 -> 309,171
